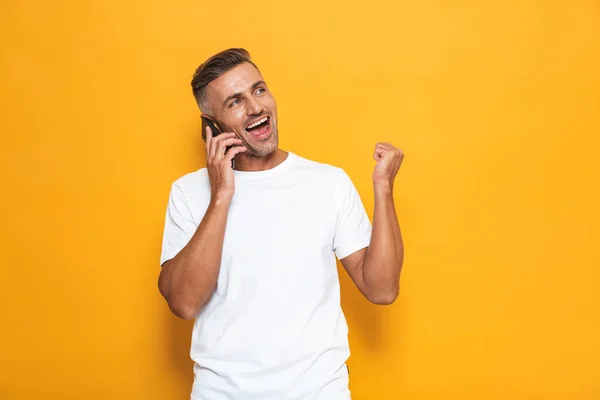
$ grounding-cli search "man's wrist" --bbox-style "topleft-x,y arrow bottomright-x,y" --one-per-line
373,181 -> 394,195
209,193 -> 232,209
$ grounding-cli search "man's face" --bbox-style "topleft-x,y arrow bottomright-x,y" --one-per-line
204,62 -> 278,157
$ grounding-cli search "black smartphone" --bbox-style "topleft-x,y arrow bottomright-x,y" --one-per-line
201,115 -> 235,168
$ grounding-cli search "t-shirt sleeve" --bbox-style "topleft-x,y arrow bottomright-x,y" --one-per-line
332,169 -> 372,260
160,183 -> 197,266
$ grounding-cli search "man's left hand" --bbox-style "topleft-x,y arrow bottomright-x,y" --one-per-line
372,142 -> 404,189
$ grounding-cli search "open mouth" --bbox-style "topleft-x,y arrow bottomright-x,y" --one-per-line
245,116 -> 271,138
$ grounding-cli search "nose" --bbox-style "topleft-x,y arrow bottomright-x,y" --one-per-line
246,97 -> 263,116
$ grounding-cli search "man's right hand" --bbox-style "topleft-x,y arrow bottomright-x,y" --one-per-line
205,126 -> 247,202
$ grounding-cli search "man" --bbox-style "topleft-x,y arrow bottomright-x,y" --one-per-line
158,48 -> 404,400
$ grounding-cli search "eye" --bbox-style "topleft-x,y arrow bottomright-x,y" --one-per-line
229,99 -> 241,107
255,87 -> 266,95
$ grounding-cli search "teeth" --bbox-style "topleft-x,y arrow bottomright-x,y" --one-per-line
247,117 -> 268,129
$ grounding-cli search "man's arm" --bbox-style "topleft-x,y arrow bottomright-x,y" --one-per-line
159,196 -> 231,320
158,128 -> 246,320
341,143 -> 404,305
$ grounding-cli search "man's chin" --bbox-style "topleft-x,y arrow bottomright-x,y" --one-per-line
246,143 -> 278,157
245,136 -> 278,157
248,148 -> 277,157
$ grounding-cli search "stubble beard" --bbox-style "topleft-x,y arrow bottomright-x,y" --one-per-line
245,127 -> 278,157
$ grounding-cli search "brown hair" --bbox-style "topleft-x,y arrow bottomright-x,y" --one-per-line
191,48 -> 259,112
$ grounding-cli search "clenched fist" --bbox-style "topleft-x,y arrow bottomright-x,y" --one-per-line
372,142 -> 404,189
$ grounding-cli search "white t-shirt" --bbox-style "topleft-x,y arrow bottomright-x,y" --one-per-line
160,152 -> 372,400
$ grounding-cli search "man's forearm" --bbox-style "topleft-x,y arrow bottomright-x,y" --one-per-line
159,197 -> 230,319
362,184 -> 404,302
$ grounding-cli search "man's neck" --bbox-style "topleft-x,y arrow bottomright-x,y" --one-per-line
233,148 -> 288,172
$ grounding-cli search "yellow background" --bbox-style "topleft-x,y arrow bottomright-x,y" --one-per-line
1,0 -> 599,398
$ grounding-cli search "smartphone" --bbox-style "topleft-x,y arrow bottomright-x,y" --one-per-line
201,115 -> 235,168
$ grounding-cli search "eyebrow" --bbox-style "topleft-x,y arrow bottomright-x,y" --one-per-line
222,80 -> 266,108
